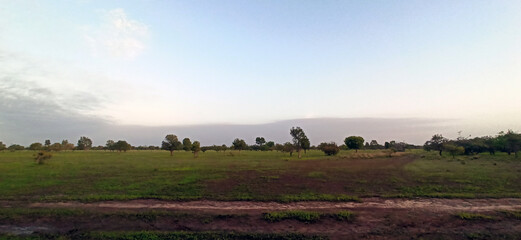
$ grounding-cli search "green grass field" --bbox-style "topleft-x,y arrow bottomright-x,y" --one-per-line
1,149 -> 520,202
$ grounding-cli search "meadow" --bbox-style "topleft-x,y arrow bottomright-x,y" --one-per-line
1,149 -> 521,202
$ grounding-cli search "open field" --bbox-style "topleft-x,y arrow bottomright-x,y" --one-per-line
2,149 -> 521,239
1,149 -> 521,201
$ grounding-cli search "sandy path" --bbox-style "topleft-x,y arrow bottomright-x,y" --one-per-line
27,198 -> 521,212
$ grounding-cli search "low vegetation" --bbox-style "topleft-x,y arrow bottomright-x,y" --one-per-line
263,210 -> 355,223
455,212 -> 495,221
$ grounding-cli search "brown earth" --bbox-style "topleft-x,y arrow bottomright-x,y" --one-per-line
2,198 -> 521,239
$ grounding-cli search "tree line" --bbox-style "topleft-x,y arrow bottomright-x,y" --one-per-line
1,128 -> 519,158
424,130 -> 521,158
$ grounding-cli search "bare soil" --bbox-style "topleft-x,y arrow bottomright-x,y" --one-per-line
2,198 -> 521,239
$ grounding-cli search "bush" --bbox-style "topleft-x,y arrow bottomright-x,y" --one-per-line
318,142 -> 340,156
263,211 -> 321,223
34,151 -> 53,164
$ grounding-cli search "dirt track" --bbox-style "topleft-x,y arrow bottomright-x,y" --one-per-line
28,197 -> 521,213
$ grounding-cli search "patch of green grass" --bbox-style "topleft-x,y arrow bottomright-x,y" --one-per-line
329,210 -> 355,221
307,171 -> 326,179
455,212 -> 495,221
501,210 -> 521,220
263,210 -> 356,223
263,210 -> 321,223
279,193 -> 361,203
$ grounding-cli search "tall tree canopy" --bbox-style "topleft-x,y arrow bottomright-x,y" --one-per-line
344,136 -> 365,152
290,127 -> 308,158
161,134 -> 181,156
77,136 -> 93,150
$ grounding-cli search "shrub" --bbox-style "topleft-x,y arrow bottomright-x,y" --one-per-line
331,210 -> 355,221
456,212 -> 495,221
263,211 -> 321,223
318,142 -> 340,156
34,151 -> 53,164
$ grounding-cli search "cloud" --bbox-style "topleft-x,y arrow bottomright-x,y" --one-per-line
85,8 -> 149,59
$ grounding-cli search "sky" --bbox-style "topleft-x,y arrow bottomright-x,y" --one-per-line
1,0 -> 521,146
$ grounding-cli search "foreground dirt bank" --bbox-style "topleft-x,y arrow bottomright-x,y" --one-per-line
2,198 -> 521,239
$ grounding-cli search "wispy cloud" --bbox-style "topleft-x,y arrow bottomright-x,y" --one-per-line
85,8 -> 149,59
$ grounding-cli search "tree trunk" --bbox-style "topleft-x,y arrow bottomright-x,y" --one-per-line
170,150 -> 173,156
439,150 -> 442,156
298,149 -> 301,158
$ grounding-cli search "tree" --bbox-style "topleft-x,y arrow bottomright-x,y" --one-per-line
44,140 -> 51,148
344,136 -> 364,152
221,144 -> 228,153
162,134 -> 181,156
266,141 -> 275,149
290,127 -> 308,158
424,134 -> 447,156
0,141 -> 6,151
61,140 -> 75,151
182,138 -> 192,151
8,144 -> 25,151
444,143 -> 465,159
191,141 -> 201,158
29,142 -> 43,151
318,142 -> 340,156
384,142 -> 390,149
498,130 -> 521,157
106,140 -> 116,151
282,142 -> 294,156
255,137 -> 266,146
301,136 -> 310,154
232,138 -> 248,153
114,140 -> 131,152
77,136 -> 93,150
49,143 -> 62,151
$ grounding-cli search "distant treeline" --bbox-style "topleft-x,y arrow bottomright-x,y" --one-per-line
1,127 -> 520,158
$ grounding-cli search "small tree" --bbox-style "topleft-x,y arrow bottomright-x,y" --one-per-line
8,144 -> 25,151
61,140 -> 75,151
424,134 -> 447,156
255,137 -> 266,146
34,151 -> 52,164
49,143 -> 62,151
444,143 -> 465,159
162,134 -> 181,156
29,142 -> 43,151
106,140 -> 116,151
0,141 -> 6,151
232,138 -> 247,153
221,144 -> 228,154
282,142 -> 294,156
44,140 -> 51,149
191,141 -> 201,158
77,136 -> 93,150
344,136 -> 364,152
182,138 -> 192,151
301,136 -> 310,154
318,142 -> 340,156
290,127 -> 308,158
114,140 -> 131,152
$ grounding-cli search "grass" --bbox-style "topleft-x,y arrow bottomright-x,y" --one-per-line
0,149 -> 521,202
0,231 -> 327,240
501,210 -> 521,220
455,212 -> 495,221
263,210 -> 355,223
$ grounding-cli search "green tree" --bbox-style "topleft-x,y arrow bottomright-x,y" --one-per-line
114,140 -> 131,152
344,136 -> 364,152
49,143 -> 62,151
424,134 -> 447,156
191,141 -> 201,158
290,127 -> 308,158
106,140 -> 116,151
61,140 -> 75,151
255,137 -> 266,146
282,142 -> 295,156
444,143 -> 465,159
161,134 -> 181,156
29,142 -> 43,151
8,144 -> 25,151
77,136 -> 93,150
232,138 -> 248,153
44,140 -> 51,148
318,142 -> 340,156
301,136 -> 310,154
0,141 -> 6,151
182,138 -> 192,151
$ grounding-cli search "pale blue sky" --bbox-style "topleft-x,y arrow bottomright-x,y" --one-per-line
1,0 -> 521,144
